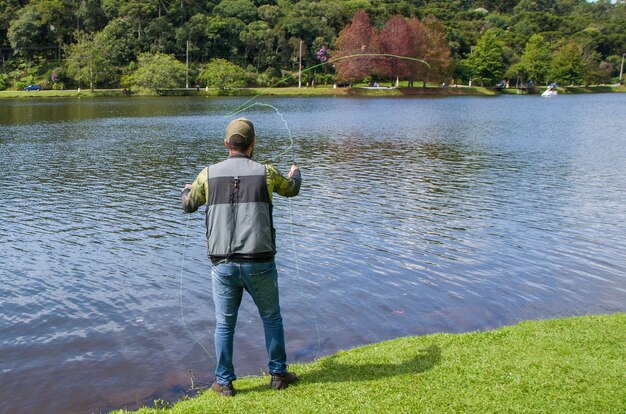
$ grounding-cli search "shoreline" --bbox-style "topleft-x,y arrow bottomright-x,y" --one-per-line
112,313 -> 625,414
1,84 -> 624,99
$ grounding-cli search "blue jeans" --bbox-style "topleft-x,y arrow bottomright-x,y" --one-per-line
211,260 -> 287,385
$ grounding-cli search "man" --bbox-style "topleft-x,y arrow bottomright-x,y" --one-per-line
181,117 -> 301,397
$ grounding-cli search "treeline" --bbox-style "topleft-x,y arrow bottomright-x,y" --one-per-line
0,0 -> 624,91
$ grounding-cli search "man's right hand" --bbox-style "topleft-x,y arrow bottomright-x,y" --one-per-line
288,164 -> 299,178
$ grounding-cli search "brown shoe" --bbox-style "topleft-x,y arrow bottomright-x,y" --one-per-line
211,381 -> 235,397
270,371 -> 299,390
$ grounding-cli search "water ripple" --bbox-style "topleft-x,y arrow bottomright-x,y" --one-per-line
1,95 -> 625,413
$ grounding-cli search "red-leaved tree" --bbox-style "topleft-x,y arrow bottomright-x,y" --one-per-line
407,17 -> 429,87
379,15 -> 417,86
421,15 -> 452,86
332,10 -> 381,83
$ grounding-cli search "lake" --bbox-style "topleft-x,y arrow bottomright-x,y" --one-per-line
1,94 -> 625,413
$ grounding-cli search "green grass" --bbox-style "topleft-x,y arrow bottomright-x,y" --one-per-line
0,89 -> 128,98
559,85 -> 626,94
113,313 -> 625,414
1,84 -> 623,99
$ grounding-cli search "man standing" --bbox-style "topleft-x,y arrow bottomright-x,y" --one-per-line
181,118 -> 301,396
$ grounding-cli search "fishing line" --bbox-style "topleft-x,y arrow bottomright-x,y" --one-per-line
180,53 -> 429,364
227,101 -> 321,359
226,53 -> 431,119
179,213 -> 215,362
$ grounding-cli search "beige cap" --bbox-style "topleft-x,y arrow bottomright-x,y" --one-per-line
225,117 -> 255,145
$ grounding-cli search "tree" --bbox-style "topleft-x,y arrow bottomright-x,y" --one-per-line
64,33 -> 111,90
118,0 -> 159,41
549,41 -> 584,85
519,33 -> 551,85
76,0 -> 108,34
466,29 -> 506,86
379,15 -> 416,86
97,17 -> 139,67
199,58 -> 248,93
240,21 -> 274,69
0,0 -> 24,42
175,13 -> 209,62
129,52 -> 187,93
145,16 -> 176,54
258,5 -> 282,27
406,17 -> 429,87
421,15 -> 452,86
7,5 -> 45,59
206,16 -> 246,61
213,0 -> 258,24
333,10 -> 381,83
31,0 -> 76,61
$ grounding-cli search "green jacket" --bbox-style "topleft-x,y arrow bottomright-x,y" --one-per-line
181,159 -> 301,212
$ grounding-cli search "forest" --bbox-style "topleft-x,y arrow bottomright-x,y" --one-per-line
0,0 -> 624,92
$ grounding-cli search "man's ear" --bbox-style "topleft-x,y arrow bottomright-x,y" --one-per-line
224,140 -> 230,149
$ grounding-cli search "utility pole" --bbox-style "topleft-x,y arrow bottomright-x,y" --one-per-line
186,40 -> 189,89
298,40 -> 302,88
620,53 -> 625,83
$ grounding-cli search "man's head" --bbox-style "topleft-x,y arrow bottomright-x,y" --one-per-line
225,118 -> 255,153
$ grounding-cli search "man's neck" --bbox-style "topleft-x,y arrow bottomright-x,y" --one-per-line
228,150 -> 252,158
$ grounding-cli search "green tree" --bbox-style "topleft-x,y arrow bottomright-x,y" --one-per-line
213,0 -> 258,24
76,0 -> 108,33
519,33 -> 551,85
145,16 -> 176,54
0,0 -> 22,42
258,4 -> 282,27
31,0 -> 76,60
465,29 -> 506,86
175,13 -> 209,63
7,5 -> 45,59
240,21 -> 274,69
129,52 -> 187,93
206,16 -> 246,61
199,58 -> 248,93
549,41 -> 584,85
97,17 -> 138,66
118,0 -> 159,41
64,33 -> 110,90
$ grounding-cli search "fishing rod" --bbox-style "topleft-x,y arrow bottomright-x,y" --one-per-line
180,52 -> 430,369
226,53 -> 431,119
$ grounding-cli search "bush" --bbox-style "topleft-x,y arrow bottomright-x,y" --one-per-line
0,74 -> 8,90
129,52 -> 187,94
199,58 -> 249,94
256,67 -> 280,87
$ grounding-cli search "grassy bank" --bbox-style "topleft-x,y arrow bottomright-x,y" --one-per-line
113,313 -> 625,414
2,84 -> 623,99
0,85 -> 494,98
0,89 -> 130,98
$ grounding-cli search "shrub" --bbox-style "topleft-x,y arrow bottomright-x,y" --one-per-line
0,74 -> 9,90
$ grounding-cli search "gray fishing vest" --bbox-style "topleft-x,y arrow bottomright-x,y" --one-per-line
205,155 -> 275,262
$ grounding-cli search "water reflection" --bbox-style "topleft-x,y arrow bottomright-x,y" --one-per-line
1,95 -> 625,413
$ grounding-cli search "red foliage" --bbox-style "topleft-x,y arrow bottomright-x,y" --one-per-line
379,15 -> 416,81
333,10 -> 381,83
422,15 -> 452,83
332,11 -> 451,86
407,17 -> 429,85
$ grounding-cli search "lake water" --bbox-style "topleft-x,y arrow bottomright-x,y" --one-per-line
1,94 -> 625,413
